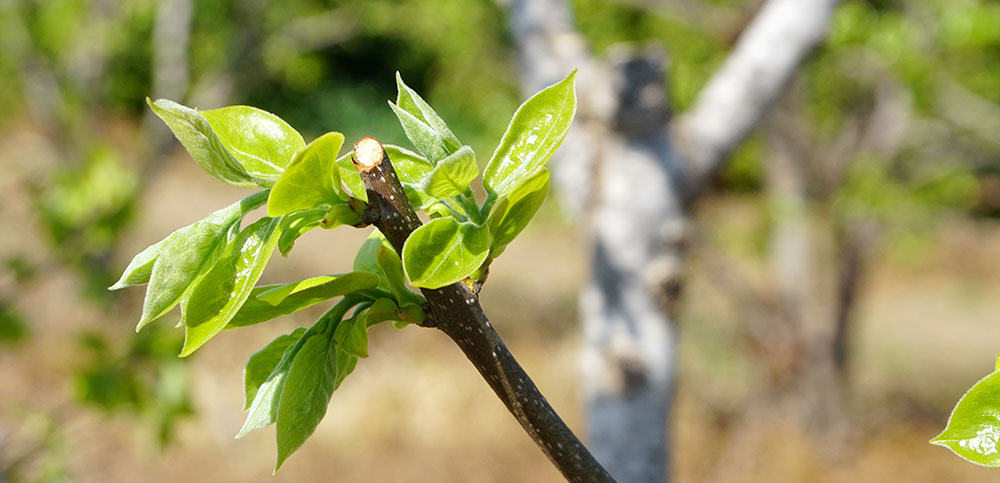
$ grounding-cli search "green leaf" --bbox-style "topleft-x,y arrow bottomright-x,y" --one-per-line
487,167 -> 550,257
395,72 -> 461,154
334,312 -> 369,358
137,191 -> 269,331
384,145 -> 434,209
321,204 -> 363,230
275,328 -> 338,470
110,236 -> 170,290
201,105 -> 306,185
365,298 -> 400,327
354,230 -> 424,305
389,101 -> 449,163
243,328 -> 305,410
335,152 -> 367,201
258,272 -> 379,306
267,132 -> 347,217
932,369 -> 1000,466
482,71 -> 576,198
423,146 -> 479,199
277,209 -> 326,256
180,216 -> 284,356
402,218 -> 490,289
376,243 -> 424,306
226,272 -> 380,329
237,298 -> 358,439
147,98 -> 254,186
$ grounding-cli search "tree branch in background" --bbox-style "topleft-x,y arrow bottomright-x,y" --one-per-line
677,0 -> 842,194
352,137 -> 615,483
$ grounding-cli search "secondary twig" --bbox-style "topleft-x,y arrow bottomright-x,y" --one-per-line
352,136 -> 615,483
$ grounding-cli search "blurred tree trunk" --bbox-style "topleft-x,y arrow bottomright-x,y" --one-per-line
505,0 -> 841,480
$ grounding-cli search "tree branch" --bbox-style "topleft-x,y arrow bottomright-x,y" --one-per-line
352,137 -> 615,483
676,0 -> 842,193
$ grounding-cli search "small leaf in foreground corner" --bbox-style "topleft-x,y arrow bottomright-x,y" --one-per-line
180,216 -> 283,356
402,217 -> 490,289
201,105 -> 305,185
487,167 -> 550,257
147,98 -> 254,186
243,328 -> 306,410
482,70 -> 576,198
932,369 -> 1000,467
422,146 -> 479,199
267,132 -> 347,217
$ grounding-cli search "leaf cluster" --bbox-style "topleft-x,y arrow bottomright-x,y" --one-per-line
111,71 -> 577,469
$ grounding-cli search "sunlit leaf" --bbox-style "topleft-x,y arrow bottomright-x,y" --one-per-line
180,216 -> 283,356
202,105 -> 306,185
267,132 -> 347,217
932,369 -> 1000,467
487,167 -> 550,257
402,218 -> 490,289
275,326 -> 338,470
136,191 -> 268,331
243,328 -> 305,410
482,71 -> 576,198
395,72 -> 461,154
147,98 -> 254,186
423,146 -> 479,199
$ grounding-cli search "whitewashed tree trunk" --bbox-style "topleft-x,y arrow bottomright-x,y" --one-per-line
506,0 -> 841,481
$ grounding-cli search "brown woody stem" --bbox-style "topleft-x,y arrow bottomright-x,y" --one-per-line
352,136 -> 614,482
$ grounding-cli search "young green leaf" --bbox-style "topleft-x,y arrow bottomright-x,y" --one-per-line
267,132 -> 347,217
257,272 -> 380,306
321,204 -> 363,230
482,71 -> 576,198
384,145 -> 435,209
110,235 -> 172,290
278,208 -> 326,256
395,72 -> 462,154
201,105 -> 306,185
180,216 -> 284,356
275,328 -> 338,470
225,272 -> 380,329
389,101 -> 449,163
334,312 -> 369,358
932,369 -> 1000,466
402,218 -> 490,289
147,98 -> 254,186
376,244 -> 425,306
335,152 -> 367,201
237,298 -> 358,438
487,167 -> 550,257
422,146 -> 479,199
136,191 -> 269,331
243,328 -> 306,410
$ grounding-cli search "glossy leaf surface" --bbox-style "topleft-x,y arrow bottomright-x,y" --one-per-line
932,370 -> 1000,466
180,216 -> 283,356
267,132 -> 346,217
482,71 -> 576,198
137,191 -> 268,331
488,167 -> 550,256
202,105 -> 305,185
147,98 -> 254,186
402,218 -> 490,289
423,146 -> 478,199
